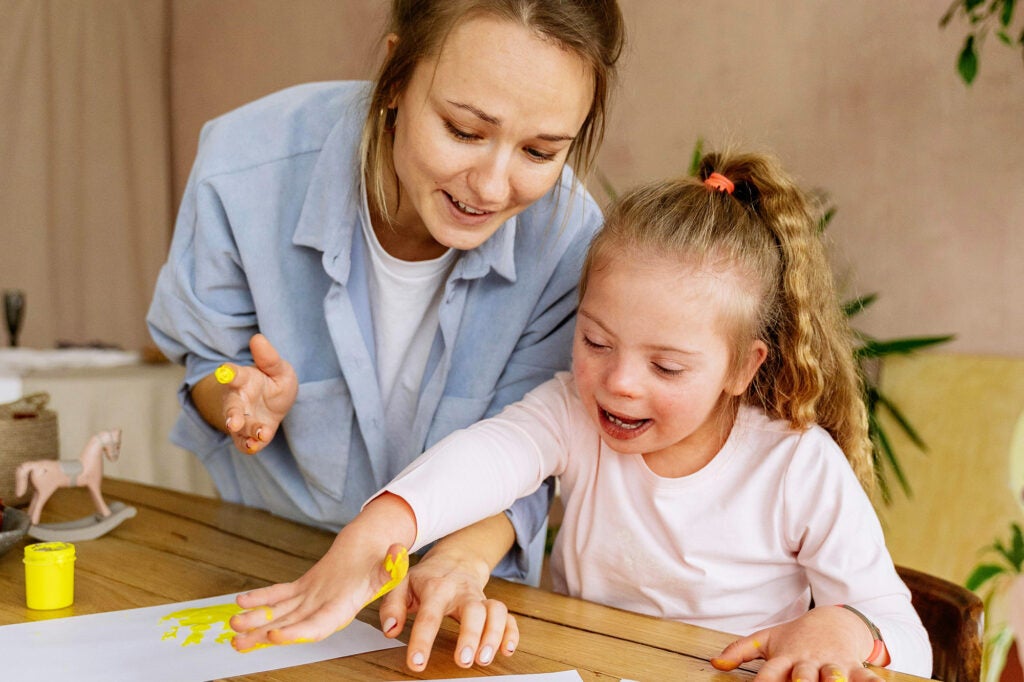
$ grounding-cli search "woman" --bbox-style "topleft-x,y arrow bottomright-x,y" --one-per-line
147,0 -> 624,671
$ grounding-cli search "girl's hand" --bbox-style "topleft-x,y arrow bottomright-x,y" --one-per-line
229,494 -> 415,650
379,545 -> 519,672
215,333 -> 298,455
711,605 -> 885,681
229,541 -> 408,651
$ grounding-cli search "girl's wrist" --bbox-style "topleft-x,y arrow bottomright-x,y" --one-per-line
838,604 -> 890,666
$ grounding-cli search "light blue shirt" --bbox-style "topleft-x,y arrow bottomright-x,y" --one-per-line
146,82 -> 603,580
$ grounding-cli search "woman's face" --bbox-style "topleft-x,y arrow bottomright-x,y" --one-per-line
385,15 -> 594,260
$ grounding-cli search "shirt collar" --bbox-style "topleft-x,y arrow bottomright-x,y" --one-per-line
292,88 -> 366,284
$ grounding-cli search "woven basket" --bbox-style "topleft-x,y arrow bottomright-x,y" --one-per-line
0,393 -> 60,506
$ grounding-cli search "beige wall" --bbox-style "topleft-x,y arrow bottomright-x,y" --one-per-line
601,1 -> 1023,358
164,0 -> 1024,358
2,1 -> 1021,357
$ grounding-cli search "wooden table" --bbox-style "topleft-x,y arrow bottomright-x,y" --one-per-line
0,480 -> 927,681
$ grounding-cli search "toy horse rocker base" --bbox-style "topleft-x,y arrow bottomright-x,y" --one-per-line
15,429 -> 137,542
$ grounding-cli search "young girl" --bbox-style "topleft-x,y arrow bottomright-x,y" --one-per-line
229,151 -> 933,678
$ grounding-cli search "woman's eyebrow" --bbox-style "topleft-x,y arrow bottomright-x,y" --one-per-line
447,100 -> 576,142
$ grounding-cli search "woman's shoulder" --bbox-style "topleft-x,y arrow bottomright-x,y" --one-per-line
191,81 -> 371,179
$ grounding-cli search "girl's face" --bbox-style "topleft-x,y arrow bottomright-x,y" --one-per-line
385,15 -> 594,260
572,252 -> 767,477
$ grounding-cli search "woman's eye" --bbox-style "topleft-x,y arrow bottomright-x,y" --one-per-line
525,146 -> 557,162
444,121 -> 477,141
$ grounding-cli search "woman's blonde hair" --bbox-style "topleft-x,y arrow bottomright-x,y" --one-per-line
359,0 -> 625,224
580,151 -> 874,491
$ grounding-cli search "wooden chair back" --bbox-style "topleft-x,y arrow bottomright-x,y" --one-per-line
896,565 -> 983,682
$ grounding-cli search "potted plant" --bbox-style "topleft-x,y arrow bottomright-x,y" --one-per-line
967,521 -> 1024,681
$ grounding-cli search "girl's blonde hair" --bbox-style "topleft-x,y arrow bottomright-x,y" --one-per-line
360,0 -> 625,225
580,151 -> 873,491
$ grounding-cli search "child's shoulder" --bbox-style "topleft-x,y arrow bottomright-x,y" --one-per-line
736,404 -> 848,470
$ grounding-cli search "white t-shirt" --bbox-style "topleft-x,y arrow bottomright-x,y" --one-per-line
360,212 -> 456,437
384,372 -> 933,677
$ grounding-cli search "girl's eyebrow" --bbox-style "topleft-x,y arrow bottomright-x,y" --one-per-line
578,308 -> 701,356
446,100 -> 576,142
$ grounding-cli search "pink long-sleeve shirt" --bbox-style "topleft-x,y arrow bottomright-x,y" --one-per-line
384,372 -> 932,676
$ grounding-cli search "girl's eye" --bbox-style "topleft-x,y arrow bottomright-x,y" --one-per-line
444,121 -> 478,141
525,146 -> 557,162
653,363 -> 684,377
582,335 -> 607,350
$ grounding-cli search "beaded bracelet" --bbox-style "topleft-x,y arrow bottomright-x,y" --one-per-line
839,604 -> 887,665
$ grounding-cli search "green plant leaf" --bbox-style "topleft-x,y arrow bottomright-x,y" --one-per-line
966,0 -> 987,11
983,627 -> 1016,682
967,562 -> 1008,590
1011,522 -> 1024,570
842,293 -> 878,318
1001,0 -> 1016,26
688,137 -> 705,177
856,334 -> 956,359
999,29 -> 1014,43
817,206 -> 837,234
959,34 -> 980,83
874,391 -> 928,449
869,409 -> 912,497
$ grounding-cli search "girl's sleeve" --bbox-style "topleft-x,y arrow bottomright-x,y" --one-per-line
783,432 -> 933,677
382,375 -> 576,552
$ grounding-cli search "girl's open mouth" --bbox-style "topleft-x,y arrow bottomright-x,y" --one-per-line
599,407 -> 652,440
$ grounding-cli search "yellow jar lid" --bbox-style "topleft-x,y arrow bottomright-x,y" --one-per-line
23,541 -> 76,565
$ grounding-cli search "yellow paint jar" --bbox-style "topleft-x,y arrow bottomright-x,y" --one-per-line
23,541 -> 76,610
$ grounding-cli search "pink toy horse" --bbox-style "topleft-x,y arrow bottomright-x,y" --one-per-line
15,429 -> 122,525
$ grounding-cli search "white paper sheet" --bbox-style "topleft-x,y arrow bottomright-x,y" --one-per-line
389,673 -> 584,682
0,592 -> 403,681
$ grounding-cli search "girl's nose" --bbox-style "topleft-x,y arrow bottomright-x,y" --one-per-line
604,356 -> 640,399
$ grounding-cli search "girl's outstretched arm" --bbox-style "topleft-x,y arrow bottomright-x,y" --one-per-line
711,605 -> 886,681
229,493 -> 417,651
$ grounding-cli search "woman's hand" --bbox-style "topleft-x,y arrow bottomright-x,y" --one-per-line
193,333 -> 298,454
379,540 -> 519,672
711,605 -> 885,681
229,494 -> 416,651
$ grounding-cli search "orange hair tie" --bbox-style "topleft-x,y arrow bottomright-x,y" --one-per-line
704,172 -> 735,195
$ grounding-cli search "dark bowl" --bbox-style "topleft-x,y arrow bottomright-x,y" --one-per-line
0,505 -> 31,557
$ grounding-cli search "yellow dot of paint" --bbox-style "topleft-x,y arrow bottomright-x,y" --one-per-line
215,365 -> 235,384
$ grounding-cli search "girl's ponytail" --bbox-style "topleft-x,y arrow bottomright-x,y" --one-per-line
706,152 -> 873,491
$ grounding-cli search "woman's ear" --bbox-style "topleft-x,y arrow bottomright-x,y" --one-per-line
728,339 -> 768,396
384,34 -> 400,108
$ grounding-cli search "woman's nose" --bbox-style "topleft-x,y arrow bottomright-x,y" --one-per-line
468,150 -> 512,207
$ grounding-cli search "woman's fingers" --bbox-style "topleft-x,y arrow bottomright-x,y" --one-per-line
500,613 -> 519,658
470,599 -> 512,666
452,600 -> 487,667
